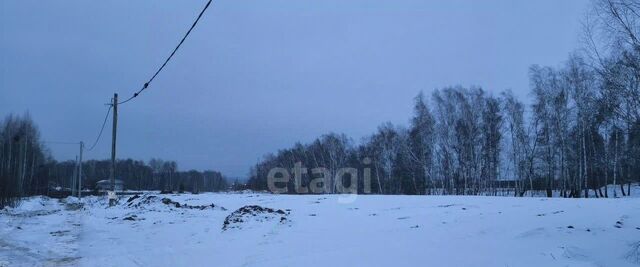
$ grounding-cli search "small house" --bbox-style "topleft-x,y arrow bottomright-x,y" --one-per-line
96,179 -> 124,192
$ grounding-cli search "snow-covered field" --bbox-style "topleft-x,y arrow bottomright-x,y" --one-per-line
1,192 -> 639,267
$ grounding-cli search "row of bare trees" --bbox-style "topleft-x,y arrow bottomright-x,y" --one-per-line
247,78 -> 637,197
246,0 -> 640,197
44,158 -> 228,194
146,158 -> 228,193
0,113 -> 229,208
0,113 -> 49,207
246,88 -> 511,195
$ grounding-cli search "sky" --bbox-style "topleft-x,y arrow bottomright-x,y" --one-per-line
0,0 -> 590,177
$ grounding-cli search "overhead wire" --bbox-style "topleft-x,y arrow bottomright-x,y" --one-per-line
118,0 -> 213,105
58,0 -> 213,154
44,141 -> 80,145
87,105 -> 112,151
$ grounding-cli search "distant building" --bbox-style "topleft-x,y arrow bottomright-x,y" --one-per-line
96,179 -> 124,191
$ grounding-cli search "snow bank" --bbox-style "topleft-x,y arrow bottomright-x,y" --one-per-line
1,193 -> 639,267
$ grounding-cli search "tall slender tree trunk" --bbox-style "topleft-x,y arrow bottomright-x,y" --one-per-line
604,132 -> 609,197
374,163 -> 383,194
20,137 -> 28,197
613,128 -> 618,197
582,124 -> 589,198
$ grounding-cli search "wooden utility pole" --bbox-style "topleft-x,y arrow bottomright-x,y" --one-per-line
72,155 -> 78,197
109,93 -> 118,206
78,141 -> 83,198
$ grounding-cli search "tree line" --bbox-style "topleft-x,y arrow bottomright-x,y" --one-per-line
247,0 -> 640,197
0,113 -> 229,208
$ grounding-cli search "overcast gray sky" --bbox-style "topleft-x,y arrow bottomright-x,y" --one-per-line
0,0 -> 589,177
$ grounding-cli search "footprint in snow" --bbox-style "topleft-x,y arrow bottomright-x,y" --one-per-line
537,210 -> 565,217
516,227 -> 547,238
561,246 -> 590,261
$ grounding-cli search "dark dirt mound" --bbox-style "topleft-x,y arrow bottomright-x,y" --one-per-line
125,194 -> 225,211
126,195 -> 159,208
222,205 -> 290,231
160,197 -> 226,211
126,194 -> 140,203
123,214 -> 144,221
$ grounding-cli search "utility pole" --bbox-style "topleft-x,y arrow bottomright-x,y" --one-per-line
78,141 -> 83,199
72,155 -> 78,197
109,93 -> 118,206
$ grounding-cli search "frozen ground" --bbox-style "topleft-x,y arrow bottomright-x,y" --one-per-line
1,191 -> 639,267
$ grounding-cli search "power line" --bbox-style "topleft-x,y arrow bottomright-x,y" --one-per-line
44,141 -> 80,145
118,0 -> 213,105
87,105 -> 112,151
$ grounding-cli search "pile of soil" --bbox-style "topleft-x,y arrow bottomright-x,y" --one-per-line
122,214 -> 144,221
222,205 -> 289,231
160,197 -> 226,211
126,194 -> 160,208
125,194 -> 226,211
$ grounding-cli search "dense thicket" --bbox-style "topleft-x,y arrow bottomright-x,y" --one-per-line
247,0 -> 640,197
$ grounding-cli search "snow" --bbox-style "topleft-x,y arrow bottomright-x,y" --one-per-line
1,192 -> 639,267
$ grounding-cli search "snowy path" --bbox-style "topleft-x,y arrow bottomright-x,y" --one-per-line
2,193 -> 640,267
0,197 -> 82,266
